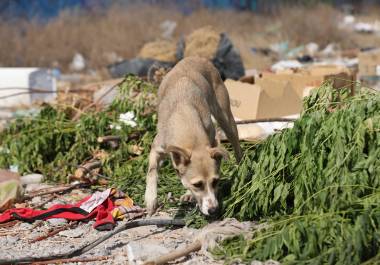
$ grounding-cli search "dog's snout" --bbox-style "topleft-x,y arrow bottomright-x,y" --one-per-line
207,206 -> 218,215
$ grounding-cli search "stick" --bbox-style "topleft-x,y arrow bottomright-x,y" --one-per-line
24,183 -> 82,200
97,135 -> 121,143
32,194 -> 58,209
143,240 -> 202,265
235,118 -> 297,124
97,135 -> 121,149
31,256 -> 109,265
30,222 -> 78,243
74,161 -> 102,179
0,220 -> 19,228
0,218 -> 186,265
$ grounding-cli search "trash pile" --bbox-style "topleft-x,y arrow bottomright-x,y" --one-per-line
108,26 -> 245,81
212,84 -> 380,264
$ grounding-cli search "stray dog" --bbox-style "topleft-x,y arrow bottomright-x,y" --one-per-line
145,56 -> 242,216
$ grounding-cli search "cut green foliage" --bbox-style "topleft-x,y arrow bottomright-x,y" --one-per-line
0,76 -> 184,207
214,84 -> 380,264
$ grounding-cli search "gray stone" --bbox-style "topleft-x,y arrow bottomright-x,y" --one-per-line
18,222 -> 33,230
58,226 -> 85,238
127,241 -> 170,265
47,218 -> 68,226
31,196 -> 42,204
20,174 -> 44,184
264,260 -> 280,265
6,235 -> 19,245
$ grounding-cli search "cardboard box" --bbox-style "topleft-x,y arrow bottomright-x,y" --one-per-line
226,64 -> 353,121
358,49 -> 380,77
358,49 -> 380,91
261,65 -> 354,98
225,65 -> 354,140
226,78 -> 300,120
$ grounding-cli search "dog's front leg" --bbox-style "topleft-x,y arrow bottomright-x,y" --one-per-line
145,145 -> 164,216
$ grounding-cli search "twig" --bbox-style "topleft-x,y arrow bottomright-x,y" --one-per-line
0,218 -> 186,265
97,135 -> 121,148
24,183 -> 82,200
30,222 -> 78,243
32,194 -> 58,209
235,118 -> 297,124
97,135 -> 121,143
74,161 -> 102,179
144,240 -> 202,265
0,220 -> 19,228
31,256 -> 109,265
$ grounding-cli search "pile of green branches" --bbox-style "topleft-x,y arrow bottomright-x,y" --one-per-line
214,84 -> 380,264
0,76 -> 187,208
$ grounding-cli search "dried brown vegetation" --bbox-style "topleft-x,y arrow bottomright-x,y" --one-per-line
0,3 -> 378,71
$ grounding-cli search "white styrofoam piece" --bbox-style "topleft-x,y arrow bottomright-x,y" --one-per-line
0,68 -> 57,107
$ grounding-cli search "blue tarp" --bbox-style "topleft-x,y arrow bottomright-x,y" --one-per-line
0,0 -> 109,21
0,0 -> 378,21
0,0 -> 260,21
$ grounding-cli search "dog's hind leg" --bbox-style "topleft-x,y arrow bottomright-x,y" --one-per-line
212,84 -> 243,161
145,136 -> 165,216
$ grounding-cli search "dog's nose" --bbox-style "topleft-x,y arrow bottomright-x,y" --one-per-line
207,207 -> 218,215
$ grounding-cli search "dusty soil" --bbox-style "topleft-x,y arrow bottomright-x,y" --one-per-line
0,185 -> 224,265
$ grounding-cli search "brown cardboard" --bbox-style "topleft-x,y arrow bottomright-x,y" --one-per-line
225,78 -> 300,120
226,79 -> 261,120
255,78 -> 301,118
226,64 -> 354,121
260,65 -> 354,98
358,49 -> 380,77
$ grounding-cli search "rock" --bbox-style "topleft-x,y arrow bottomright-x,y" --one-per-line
31,196 -> 42,204
264,260 -> 280,265
47,218 -> 68,226
113,253 -> 128,265
6,235 -> 19,245
18,222 -> 33,230
20,174 -> 44,185
59,226 -> 85,238
126,241 -> 170,265
24,183 -> 52,193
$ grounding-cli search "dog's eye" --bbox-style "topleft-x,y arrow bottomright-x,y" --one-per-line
212,179 -> 219,188
193,181 -> 204,189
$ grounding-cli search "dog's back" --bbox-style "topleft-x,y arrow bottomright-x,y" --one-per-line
156,57 -> 219,148
157,56 -> 222,107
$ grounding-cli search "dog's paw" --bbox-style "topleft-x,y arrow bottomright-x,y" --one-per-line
180,192 -> 195,203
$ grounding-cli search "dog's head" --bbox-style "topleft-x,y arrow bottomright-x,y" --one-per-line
166,145 -> 228,216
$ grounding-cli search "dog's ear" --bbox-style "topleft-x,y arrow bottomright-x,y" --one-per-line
209,147 -> 229,161
166,146 -> 191,172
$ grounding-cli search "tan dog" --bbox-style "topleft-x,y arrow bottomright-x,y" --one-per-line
145,56 -> 242,216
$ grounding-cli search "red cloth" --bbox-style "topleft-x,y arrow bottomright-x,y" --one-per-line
0,196 -> 116,230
